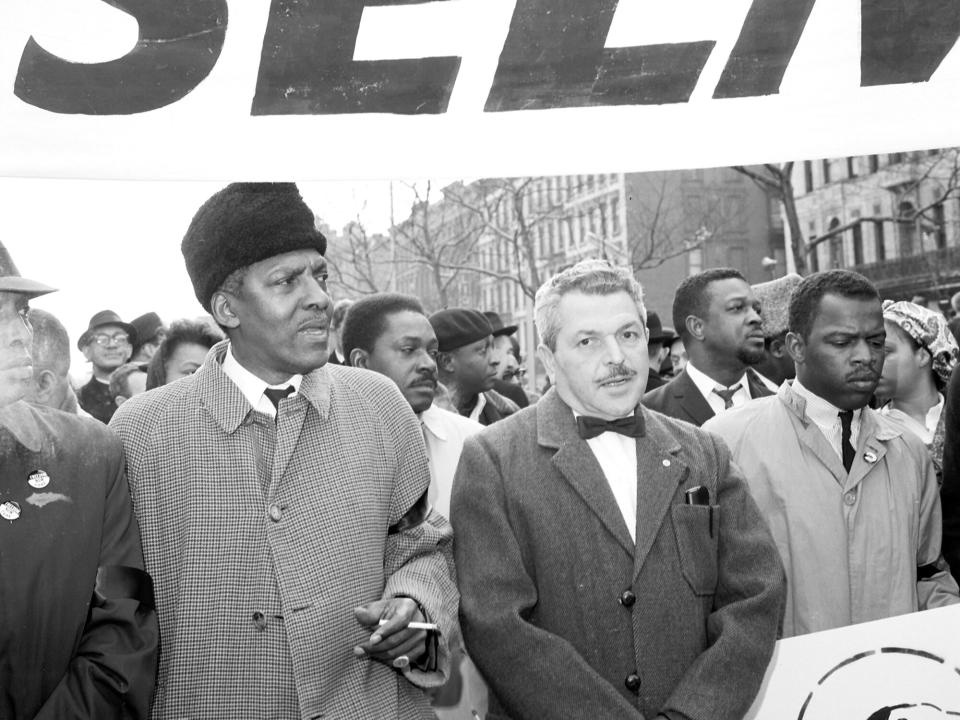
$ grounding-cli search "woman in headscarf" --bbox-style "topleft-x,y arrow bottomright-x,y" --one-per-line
876,300 -> 959,483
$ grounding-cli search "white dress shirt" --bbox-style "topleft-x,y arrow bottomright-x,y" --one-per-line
791,378 -> 861,463
685,361 -> 753,415
576,412 -> 638,542
221,345 -> 303,418
420,403 -> 483,519
466,392 -> 487,423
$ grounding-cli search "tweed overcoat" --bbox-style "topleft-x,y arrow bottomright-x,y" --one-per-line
111,342 -> 459,720
450,388 -> 786,720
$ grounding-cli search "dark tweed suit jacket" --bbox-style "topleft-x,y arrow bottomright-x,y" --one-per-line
450,388 -> 786,720
642,367 -> 774,426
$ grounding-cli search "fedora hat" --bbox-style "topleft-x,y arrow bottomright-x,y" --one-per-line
77,310 -> 139,350
483,311 -> 518,337
0,242 -> 56,298
646,311 -> 675,345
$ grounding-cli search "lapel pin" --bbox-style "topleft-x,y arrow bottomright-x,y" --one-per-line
662,459 -> 671,467
28,469 -> 49,489
863,451 -> 878,464
1,501 -> 21,521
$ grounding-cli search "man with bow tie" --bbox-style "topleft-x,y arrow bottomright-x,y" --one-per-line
450,259 -> 786,720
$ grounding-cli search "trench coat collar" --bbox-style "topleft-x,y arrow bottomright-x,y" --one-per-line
777,381 -> 901,486
0,400 -> 44,452
196,340 -> 331,435
536,388 -> 687,570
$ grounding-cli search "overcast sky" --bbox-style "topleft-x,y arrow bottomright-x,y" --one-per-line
0,177 -> 427,377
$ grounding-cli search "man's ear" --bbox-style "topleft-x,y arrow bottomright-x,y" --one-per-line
34,369 -> 56,404
537,343 -> 557,383
210,291 -> 240,330
784,331 -> 806,365
350,348 -> 369,369
769,336 -> 787,359
684,315 -> 705,342
436,351 -> 455,374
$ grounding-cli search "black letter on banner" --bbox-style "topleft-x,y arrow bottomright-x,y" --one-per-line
712,0 -> 816,98
14,1 -> 227,115
484,0 -> 714,112
861,0 -> 960,86
252,0 -> 461,115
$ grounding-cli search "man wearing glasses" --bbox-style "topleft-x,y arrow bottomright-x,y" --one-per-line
77,310 -> 137,423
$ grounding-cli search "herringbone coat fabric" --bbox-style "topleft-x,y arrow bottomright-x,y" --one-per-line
111,341 -> 459,720
450,388 -> 786,720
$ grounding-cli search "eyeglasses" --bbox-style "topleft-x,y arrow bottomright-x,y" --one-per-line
502,368 -> 526,382
92,333 -> 130,347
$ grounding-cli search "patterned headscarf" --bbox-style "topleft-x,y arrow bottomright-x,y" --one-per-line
882,300 -> 959,386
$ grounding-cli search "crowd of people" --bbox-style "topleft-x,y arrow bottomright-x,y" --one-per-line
4,181 -> 960,720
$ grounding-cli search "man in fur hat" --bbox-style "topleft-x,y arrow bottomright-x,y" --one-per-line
111,183 -> 458,719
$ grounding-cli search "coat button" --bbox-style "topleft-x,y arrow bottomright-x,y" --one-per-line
252,611 -> 267,630
618,590 -> 637,607
843,490 -> 857,506
268,503 -> 283,522
624,673 -> 641,693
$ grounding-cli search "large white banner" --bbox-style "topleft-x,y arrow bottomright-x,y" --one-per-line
2,0 -> 960,179
747,606 -> 960,719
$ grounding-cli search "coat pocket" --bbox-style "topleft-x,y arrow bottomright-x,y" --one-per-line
671,504 -> 719,595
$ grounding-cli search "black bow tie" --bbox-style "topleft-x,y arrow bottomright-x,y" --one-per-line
577,414 -> 644,440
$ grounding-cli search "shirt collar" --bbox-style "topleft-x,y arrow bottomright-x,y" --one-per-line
420,403 -> 448,441
221,344 -> 303,410
791,377 -> 862,428
685,360 -> 749,398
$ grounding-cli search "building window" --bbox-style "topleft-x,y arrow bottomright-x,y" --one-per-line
822,159 -> 832,185
852,220 -> 864,265
688,247 -> 703,275
869,155 -> 879,173
933,202 -> 947,249
889,152 -> 904,164
809,239 -> 819,272
611,196 -> 621,235
874,221 -> 886,261
599,204 -> 608,238
828,218 -> 842,268
846,157 -> 857,178
898,201 -> 917,256
803,161 -> 814,194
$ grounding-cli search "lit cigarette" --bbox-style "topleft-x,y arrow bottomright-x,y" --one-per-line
378,619 -> 439,632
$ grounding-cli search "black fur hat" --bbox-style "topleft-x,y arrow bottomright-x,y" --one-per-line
182,183 -> 327,311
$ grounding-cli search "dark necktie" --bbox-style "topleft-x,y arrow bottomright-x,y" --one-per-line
264,385 -> 294,410
577,414 -> 643,440
712,383 -> 743,410
838,409 -> 855,473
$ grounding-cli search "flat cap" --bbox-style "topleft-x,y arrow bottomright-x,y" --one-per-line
430,308 -> 494,352
753,273 -> 802,338
181,183 -> 327,312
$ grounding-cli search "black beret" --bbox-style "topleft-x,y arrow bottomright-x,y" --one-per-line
429,308 -> 494,352
181,183 -> 327,312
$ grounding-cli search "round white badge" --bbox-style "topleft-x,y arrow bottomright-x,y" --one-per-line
28,469 -> 49,489
1,501 -> 21,520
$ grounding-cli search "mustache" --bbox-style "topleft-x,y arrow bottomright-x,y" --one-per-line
599,364 -> 637,383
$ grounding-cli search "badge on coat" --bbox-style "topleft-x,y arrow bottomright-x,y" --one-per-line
0,501 -> 21,520
863,451 -> 878,464
28,469 -> 49,489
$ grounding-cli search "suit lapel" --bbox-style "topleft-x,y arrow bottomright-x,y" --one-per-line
538,390 -> 634,558
633,410 -> 687,580
673,370 -> 715,426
